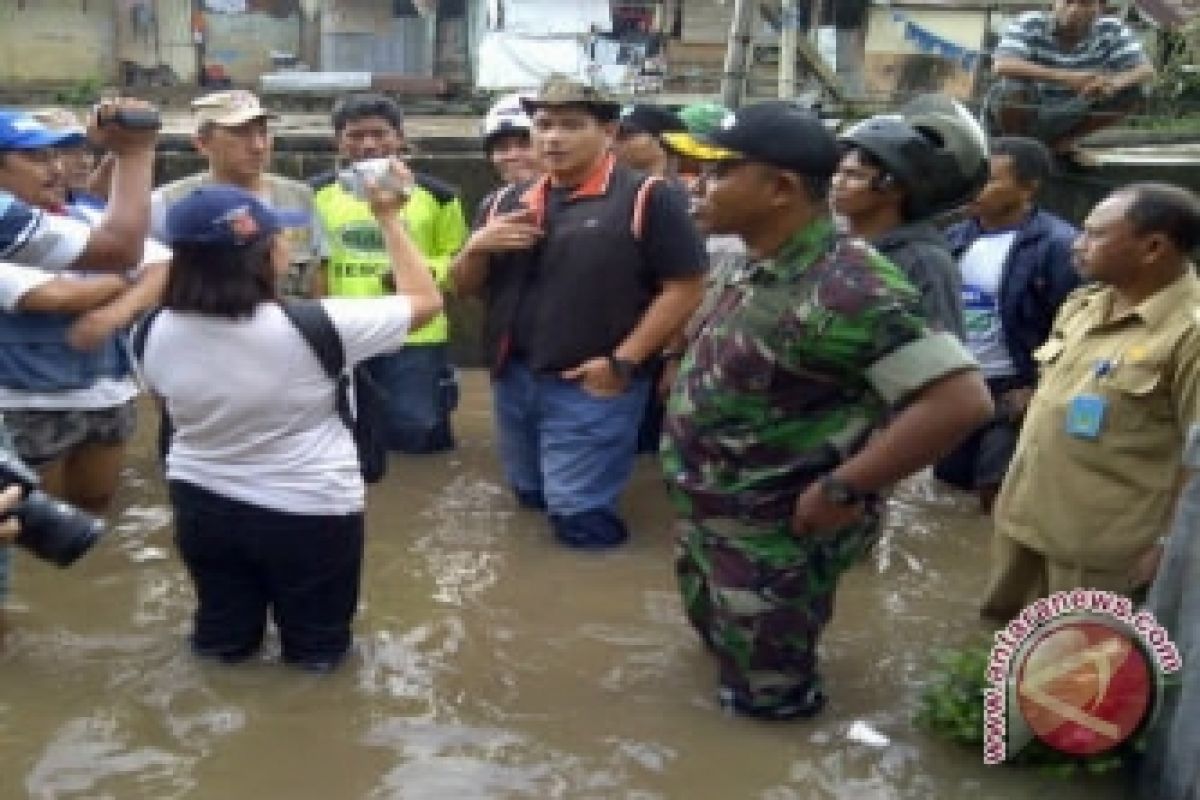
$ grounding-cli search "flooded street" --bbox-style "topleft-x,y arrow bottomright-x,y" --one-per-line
0,370 -> 1128,800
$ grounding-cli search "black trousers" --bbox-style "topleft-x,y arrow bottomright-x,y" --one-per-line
169,480 -> 364,670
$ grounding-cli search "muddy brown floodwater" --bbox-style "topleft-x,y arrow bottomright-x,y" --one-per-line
0,371 -> 1129,799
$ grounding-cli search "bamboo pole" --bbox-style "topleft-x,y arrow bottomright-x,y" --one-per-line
720,0 -> 757,108
779,0 -> 798,98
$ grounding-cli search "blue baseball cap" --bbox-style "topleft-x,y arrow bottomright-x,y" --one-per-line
164,185 -> 309,247
0,110 -> 87,150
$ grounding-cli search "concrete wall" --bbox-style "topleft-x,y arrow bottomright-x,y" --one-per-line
864,7 -> 985,98
322,0 -> 434,76
116,0 -> 198,86
204,7 -> 302,85
0,0 -> 115,83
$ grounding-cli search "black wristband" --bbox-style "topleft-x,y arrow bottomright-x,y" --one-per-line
607,355 -> 637,381
661,349 -> 684,362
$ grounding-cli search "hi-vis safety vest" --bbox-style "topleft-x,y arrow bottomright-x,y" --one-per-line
313,174 -> 468,346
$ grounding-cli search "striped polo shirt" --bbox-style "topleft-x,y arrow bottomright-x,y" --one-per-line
995,11 -> 1148,94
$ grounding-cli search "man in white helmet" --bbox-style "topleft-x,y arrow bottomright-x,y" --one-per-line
482,93 -> 540,187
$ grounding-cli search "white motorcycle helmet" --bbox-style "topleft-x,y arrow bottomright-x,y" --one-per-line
482,92 -> 533,152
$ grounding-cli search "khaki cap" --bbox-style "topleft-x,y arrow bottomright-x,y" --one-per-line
520,74 -> 621,115
191,90 -> 278,128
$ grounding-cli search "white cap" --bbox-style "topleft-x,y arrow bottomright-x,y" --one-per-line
482,92 -> 533,146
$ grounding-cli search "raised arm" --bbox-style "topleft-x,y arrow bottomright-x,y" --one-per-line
367,161 -> 443,331
450,206 -> 542,297
17,273 -> 129,314
67,261 -> 170,351
71,98 -> 160,271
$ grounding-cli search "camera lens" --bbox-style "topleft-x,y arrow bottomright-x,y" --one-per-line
14,490 -> 104,568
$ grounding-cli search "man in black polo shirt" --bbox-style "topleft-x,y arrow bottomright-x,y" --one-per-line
452,75 -> 706,549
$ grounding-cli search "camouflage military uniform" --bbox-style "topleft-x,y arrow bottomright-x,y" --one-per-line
661,218 -> 976,718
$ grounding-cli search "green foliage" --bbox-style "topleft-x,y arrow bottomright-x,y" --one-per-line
915,640 -> 1143,780
1149,22 -> 1200,105
915,644 -> 990,746
53,76 -> 103,107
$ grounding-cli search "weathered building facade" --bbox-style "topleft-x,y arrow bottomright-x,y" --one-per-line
0,0 -> 468,91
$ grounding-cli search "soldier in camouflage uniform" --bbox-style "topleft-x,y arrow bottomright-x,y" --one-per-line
663,102 -> 993,720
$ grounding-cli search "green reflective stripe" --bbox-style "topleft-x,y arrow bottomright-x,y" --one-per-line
314,182 -> 449,343
866,330 -> 978,407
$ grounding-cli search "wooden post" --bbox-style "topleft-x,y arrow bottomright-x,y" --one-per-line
779,0 -> 798,98
721,0 -> 757,108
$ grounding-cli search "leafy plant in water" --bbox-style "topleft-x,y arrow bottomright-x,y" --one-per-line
915,640 -> 1144,779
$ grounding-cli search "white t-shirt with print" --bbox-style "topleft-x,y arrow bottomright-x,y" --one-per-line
139,296 -> 411,515
959,231 -> 1019,379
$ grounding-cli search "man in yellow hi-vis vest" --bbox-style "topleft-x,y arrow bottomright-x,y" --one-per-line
311,94 -> 468,453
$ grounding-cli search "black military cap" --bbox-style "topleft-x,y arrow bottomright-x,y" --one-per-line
667,100 -> 839,178
618,104 -> 686,138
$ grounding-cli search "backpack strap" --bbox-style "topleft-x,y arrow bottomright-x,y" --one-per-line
129,306 -> 171,462
278,299 -> 355,430
485,185 -> 514,224
631,175 -> 662,241
131,306 -> 165,363
279,299 -> 345,378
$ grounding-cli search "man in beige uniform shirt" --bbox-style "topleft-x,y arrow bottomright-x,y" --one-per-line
984,182 -> 1200,621
151,90 -> 323,297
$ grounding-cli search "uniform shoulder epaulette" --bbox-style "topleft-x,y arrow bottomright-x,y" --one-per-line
1057,282 -> 1104,317
268,172 -> 316,196
414,173 -> 461,205
156,172 -> 206,202
309,169 -> 337,192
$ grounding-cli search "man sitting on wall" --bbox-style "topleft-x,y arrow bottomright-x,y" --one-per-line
984,0 -> 1155,163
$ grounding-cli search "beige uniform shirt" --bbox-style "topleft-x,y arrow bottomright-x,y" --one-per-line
152,172 -> 325,298
995,270 -> 1200,570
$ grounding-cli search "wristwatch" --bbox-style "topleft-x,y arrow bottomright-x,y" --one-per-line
819,474 -> 866,507
607,355 -> 638,382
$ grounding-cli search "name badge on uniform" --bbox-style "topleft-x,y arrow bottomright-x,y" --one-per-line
1065,393 -> 1107,440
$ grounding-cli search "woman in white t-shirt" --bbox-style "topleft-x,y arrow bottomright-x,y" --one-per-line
138,171 -> 441,671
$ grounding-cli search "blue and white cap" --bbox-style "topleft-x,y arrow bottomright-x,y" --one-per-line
0,110 -> 86,151
164,185 -> 309,247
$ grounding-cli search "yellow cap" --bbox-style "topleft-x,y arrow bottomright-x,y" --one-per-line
660,131 -> 742,161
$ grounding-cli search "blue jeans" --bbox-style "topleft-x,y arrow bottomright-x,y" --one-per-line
363,343 -> 457,454
492,360 -> 649,547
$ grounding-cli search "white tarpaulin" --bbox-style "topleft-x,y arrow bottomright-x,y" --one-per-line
493,0 -> 611,35
476,32 -> 587,90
